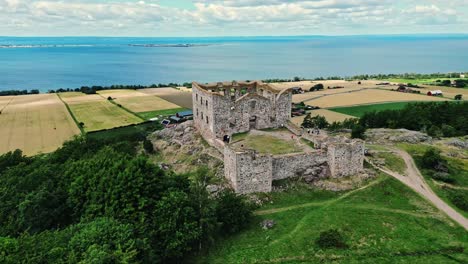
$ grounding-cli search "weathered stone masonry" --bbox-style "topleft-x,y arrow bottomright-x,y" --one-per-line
193,81 -> 365,194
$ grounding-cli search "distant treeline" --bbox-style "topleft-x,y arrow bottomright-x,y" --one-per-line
0,90 -> 39,96
49,82 -> 193,94
307,102 -> 468,139
264,72 -> 468,83
359,101 -> 468,137
348,72 -> 467,81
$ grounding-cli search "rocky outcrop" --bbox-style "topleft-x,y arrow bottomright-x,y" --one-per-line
365,128 -> 432,144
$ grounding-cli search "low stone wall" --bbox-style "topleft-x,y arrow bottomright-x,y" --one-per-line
272,151 -> 328,180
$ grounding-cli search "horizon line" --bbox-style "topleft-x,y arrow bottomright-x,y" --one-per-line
2,33 -> 468,38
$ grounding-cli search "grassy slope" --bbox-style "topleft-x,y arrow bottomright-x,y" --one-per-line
196,176 -> 467,263
398,143 -> 468,218
329,102 -> 411,117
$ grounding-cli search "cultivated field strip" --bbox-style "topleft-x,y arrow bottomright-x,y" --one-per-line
0,94 -> 80,155
292,109 -> 354,124
139,87 -> 193,109
305,89 -> 449,108
97,89 -> 181,113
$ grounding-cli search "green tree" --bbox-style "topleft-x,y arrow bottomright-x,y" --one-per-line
153,191 -> 201,260
351,125 -> 366,139
302,114 -> 329,129
143,139 -> 155,154
309,83 -> 324,91
215,190 -> 253,235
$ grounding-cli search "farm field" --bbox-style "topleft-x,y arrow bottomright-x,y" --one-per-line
329,102 -> 413,117
196,176 -> 467,263
97,89 -> 181,113
292,109 -> 354,125
60,92 -> 143,132
139,87 -> 193,109
306,89 -> 449,108
384,78 -> 467,85
0,94 -> 81,155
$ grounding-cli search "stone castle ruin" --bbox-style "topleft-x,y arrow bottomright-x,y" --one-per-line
192,81 -> 365,194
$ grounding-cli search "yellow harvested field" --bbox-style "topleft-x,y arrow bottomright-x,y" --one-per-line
97,89 -> 182,113
115,96 -> 180,113
0,96 -> 14,110
292,109 -> 355,125
306,89 -> 449,108
59,92 -> 103,104
0,94 -> 81,156
139,87 -> 193,109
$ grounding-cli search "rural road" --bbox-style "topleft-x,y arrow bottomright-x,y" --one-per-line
368,148 -> 468,230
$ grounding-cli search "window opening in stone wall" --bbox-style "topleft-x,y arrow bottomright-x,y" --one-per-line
206,101 -> 208,107
206,116 -> 209,124
250,100 -> 257,110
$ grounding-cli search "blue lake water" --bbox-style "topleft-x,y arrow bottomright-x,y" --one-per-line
1,35 -> 467,92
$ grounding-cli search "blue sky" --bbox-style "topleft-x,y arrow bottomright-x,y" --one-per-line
1,0 -> 467,36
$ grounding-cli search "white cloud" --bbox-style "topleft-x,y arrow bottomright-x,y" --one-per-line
0,0 -> 466,36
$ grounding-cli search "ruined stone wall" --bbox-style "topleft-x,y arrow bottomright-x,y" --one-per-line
272,151 -> 328,180
327,139 -> 365,178
192,85 -> 216,140
224,147 -> 273,194
275,92 -> 292,127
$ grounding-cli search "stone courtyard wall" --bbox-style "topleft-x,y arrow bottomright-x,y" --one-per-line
272,151 -> 328,180
224,147 -> 273,193
327,140 -> 365,178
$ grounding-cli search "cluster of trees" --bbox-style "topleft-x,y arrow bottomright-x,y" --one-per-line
0,136 -> 253,263
49,83 -> 187,94
359,101 -> 468,138
435,79 -> 468,88
302,114 -> 366,139
349,72 -> 467,81
302,101 -> 466,141
0,90 -> 40,96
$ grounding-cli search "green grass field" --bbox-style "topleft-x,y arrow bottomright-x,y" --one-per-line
329,102 -> 412,117
195,176 -> 467,263
398,143 -> 468,218
137,108 -> 187,120
68,101 -> 143,132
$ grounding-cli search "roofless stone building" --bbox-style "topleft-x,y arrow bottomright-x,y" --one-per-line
192,81 -> 365,194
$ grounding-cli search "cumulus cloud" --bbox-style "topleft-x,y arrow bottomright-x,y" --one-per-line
0,0 -> 466,36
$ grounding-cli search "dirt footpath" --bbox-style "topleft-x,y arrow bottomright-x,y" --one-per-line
368,148 -> 468,230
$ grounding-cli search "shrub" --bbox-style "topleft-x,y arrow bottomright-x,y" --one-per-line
316,229 -> 348,249
309,84 -> 324,92
449,191 -> 468,211
215,190 -> 253,234
351,125 -> 366,139
430,172 -> 455,184
143,139 -> 155,154
421,148 -> 447,171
